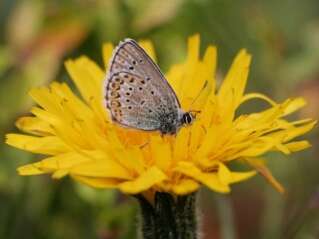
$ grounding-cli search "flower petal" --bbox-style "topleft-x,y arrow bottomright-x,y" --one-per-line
218,49 -> 251,121
245,158 -> 285,194
173,127 -> 191,161
138,40 -> 157,62
218,163 -> 256,184
119,166 -> 167,194
18,164 -> 46,175
16,116 -> 54,136
70,158 -> 132,180
6,134 -> 70,155
64,57 -> 107,120
174,162 -> 230,193
172,178 -> 199,195
284,140 -> 311,152
72,175 -> 121,188
151,135 -> 172,171
102,42 -> 114,68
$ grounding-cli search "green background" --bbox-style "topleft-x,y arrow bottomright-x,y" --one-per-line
0,0 -> 318,238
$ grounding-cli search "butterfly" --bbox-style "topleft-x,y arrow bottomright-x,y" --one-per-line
104,39 -> 194,135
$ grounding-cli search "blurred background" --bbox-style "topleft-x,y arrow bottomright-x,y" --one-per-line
0,0 -> 319,238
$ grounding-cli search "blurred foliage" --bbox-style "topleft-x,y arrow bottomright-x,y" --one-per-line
0,0 -> 319,238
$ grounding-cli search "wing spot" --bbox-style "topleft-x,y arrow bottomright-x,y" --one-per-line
140,80 -> 145,84
139,87 -> 143,91
149,110 -> 152,113
111,101 -> 121,107
139,59 -> 143,63
146,77 -> 151,81
151,91 -> 154,95
126,99 -> 130,102
129,78 -> 135,83
140,100 -> 145,105
129,66 -> 134,70
126,92 -> 130,96
128,106 -> 132,110
129,87 -> 133,91
132,60 -> 136,65
110,92 -> 120,98
111,82 -> 118,88
124,74 -> 129,78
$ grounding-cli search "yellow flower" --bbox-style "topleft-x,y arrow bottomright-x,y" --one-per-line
6,35 -> 315,199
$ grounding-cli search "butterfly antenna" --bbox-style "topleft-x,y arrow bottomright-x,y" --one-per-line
188,80 -> 208,112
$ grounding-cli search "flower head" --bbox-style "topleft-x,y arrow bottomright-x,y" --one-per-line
6,35 -> 315,199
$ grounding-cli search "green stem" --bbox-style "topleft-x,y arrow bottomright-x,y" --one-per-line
136,192 -> 198,239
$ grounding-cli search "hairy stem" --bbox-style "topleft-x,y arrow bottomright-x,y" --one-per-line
137,192 -> 198,239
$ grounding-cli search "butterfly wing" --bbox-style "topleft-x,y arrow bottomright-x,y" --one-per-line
104,39 -> 180,131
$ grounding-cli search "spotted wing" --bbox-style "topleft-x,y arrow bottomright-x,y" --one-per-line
104,39 -> 180,131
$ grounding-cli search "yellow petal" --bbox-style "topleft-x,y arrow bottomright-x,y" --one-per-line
186,34 -> 200,66
173,127 -> 191,160
72,175 -> 121,188
174,162 -> 230,193
102,42 -> 114,68
218,163 -> 232,185
172,178 -> 199,195
18,164 -> 46,175
52,170 -> 69,179
202,45 -> 217,94
218,49 -> 251,121
218,49 -> 251,102
71,158 -> 132,180
16,116 -> 53,136
74,56 -> 104,86
64,57 -> 105,115
240,92 -> 277,106
284,140 -> 311,152
178,34 -> 201,107
229,171 -> 257,183
233,137 -> 276,158
138,40 -> 157,62
245,158 -> 285,194
35,152 -> 90,171
150,135 -> 172,171
6,134 -> 70,155
283,120 -> 316,142
282,97 -> 306,116
217,162 -> 255,185
119,166 -> 167,194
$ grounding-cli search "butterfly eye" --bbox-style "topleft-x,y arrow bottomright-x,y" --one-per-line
182,113 -> 193,124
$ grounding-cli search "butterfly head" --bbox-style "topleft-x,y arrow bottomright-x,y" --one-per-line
181,112 -> 195,125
